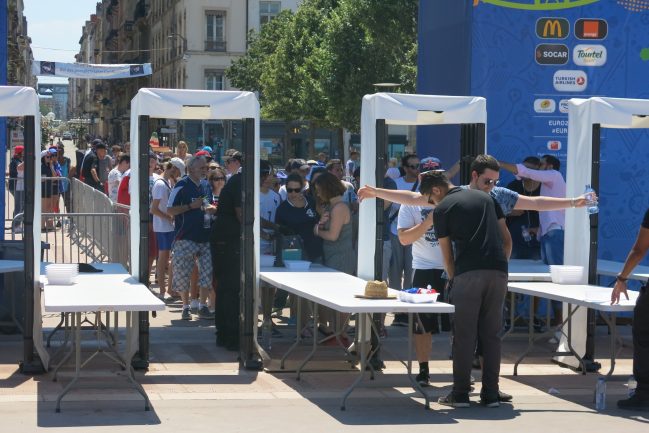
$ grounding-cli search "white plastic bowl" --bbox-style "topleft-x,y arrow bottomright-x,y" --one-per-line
284,260 -> 311,271
47,275 -> 77,285
260,254 -> 275,267
550,265 -> 584,284
397,292 -> 439,304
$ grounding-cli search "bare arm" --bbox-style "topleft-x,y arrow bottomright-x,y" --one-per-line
150,198 -> 173,224
499,161 -> 518,175
398,211 -> 433,246
498,218 -> 512,260
167,196 -> 202,216
316,203 -> 349,241
438,236 -> 455,280
358,185 -> 428,206
514,193 -> 593,211
445,160 -> 461,179
612,226 -> 649,304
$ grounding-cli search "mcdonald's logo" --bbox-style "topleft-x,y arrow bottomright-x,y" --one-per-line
536,18 -> 570,39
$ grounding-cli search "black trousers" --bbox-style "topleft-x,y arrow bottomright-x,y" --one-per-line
634,285 -> 649,397
212,238 -> 240,347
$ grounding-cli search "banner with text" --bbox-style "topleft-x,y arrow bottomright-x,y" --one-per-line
32,61 -> 152,79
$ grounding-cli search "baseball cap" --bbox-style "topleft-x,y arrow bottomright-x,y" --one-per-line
92,138 -> 103,147
306,159 -> 318,166
195,150 -> 210,157
14,145 -> 24,154
48,147 -> 58,154
40,150 -> 49,158
169,157 -> 186,175
202,146 -> 213,153
420,156 -> 443,171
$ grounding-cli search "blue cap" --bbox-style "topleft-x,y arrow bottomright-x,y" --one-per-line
202,146 -> 213,153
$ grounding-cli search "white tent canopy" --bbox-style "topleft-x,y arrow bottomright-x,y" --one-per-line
562,96 -> 649,367
0,86 -> 45,367
357,93 -> 487,281
129,88 -> 261,280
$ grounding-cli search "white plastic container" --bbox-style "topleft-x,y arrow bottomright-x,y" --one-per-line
46,264 -> 78,285
260,254 -> 275,267
397,292 -> 439,304
284,260 -> 311,271
550,265 -> 584,284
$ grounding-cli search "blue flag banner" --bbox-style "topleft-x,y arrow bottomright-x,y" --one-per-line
31,61 -> 152,79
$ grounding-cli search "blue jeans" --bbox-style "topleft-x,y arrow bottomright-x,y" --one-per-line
541,228 -> 565,314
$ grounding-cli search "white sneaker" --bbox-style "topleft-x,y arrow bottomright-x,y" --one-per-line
190,299 -> 200,314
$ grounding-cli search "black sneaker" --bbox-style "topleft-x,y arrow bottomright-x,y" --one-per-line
498,390 -> 513,402
181,308 -> 191,321
415,371 -> 430,387
438,392 -> 470,408
617,393 -> 649,411
198,306 -> 215,320
480,392 -> 500,408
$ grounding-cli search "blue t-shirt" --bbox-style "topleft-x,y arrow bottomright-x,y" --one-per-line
460,184 -> 519,216
169,176 -> 212,243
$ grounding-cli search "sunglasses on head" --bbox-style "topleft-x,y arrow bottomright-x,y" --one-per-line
286,187 -> 302,193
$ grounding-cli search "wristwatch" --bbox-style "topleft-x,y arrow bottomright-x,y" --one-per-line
616,274 -> 628,282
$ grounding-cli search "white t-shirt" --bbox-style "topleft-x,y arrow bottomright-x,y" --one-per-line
151,178 -> 174,233
389,176 -> 417,235
397,204 -> 444,270
107,168 -> 123,202
260,189 -> 281,253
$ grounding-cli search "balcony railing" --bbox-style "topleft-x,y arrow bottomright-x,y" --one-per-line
205,40 -> 226,52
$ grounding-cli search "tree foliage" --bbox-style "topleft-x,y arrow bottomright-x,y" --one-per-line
226,0 -> 418,132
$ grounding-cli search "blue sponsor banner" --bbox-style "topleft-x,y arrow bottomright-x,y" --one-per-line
420,0 -> 649,263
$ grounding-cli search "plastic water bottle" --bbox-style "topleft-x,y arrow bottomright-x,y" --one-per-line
595,377 -> 606,410
628,375 -> 637,397
202,198 -> 211,228
584,185 -> 599,214
521,225 -> 532,242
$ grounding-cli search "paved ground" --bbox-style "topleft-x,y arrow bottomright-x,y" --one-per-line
1,305 -> 648,432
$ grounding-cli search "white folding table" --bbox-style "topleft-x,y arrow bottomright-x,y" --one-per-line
43,263 -> 164,412
260,269 -> 454,410
507,281 -> 637,379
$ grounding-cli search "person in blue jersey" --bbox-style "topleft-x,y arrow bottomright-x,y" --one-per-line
167,155 -> 216,321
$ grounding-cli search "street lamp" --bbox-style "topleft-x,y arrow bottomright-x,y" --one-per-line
168,33 -> 188,55
372,82 -> 401,93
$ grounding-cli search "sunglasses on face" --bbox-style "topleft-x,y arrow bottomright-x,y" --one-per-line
482,178 -> 499,186
286,187 -> 302,193
210,177 -> 226,182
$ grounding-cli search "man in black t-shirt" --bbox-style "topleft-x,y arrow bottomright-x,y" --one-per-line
611,208 -> 649,411
425,171 -> 511,408
81,142 -> 107,191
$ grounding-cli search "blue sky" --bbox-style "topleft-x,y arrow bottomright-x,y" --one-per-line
23,0 -> 97,83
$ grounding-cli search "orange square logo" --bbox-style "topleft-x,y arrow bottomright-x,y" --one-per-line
583,21 -> 599,38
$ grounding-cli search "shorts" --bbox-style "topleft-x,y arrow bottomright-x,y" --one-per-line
155,231 -> 175,251
411,268 -> 446,335
172,240 -> 212,292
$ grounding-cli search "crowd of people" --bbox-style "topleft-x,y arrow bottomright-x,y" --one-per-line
8,137 -> 647,411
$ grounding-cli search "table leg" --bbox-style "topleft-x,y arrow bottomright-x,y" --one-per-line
123,312 -> 151,411
407,313 -> 430,409
296,302 -> 318,381
340,313 -> 369,411
46,313 -> 66,348
514,296 -> 537,376
52,313 -> 74,382
597,311 -> 618,378
565,305 -> 587,375
280,295 -> 303,370
55,312 -> 82,413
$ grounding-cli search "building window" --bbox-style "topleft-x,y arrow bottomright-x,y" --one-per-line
205,11 -> 226,51
205,70 -> 224,90
260,1 -> 281,26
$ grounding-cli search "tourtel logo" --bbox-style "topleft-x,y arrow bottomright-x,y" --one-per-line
573,45 -> 607,66
536,44 -> 569,65
536,18 -> 569,39
553,70 -> 587,92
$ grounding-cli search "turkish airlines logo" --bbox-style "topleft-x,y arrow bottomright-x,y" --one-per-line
575,19 -> 608,40
573,45 -> 607,66
536,18 -> 569,39
536,44 -> 569,65
553,70 -> 588,92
